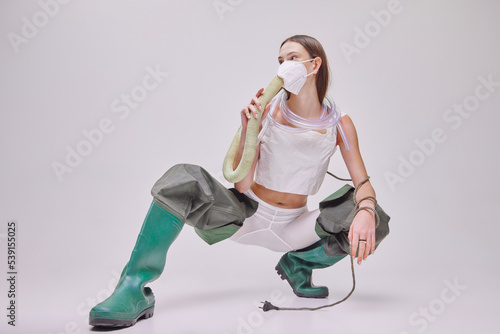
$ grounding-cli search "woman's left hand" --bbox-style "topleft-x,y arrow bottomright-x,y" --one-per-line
348,209 -> 376,265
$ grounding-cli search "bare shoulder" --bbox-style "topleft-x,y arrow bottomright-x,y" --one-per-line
337,114 -> 358,145
340,114 -> 355,130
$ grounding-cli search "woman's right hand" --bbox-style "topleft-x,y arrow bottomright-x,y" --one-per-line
240,88 -> 270,131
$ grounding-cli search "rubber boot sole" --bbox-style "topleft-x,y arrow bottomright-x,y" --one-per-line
275,263 -> 328,299
89,306 -> 154,328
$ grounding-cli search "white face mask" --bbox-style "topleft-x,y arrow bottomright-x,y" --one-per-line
277,59 -> 317,95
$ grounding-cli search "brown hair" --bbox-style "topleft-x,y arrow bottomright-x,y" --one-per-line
280,35 -> 330,103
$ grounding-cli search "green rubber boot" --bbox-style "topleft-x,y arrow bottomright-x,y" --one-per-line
89,202 -> 183,327
276,240 -> 346,298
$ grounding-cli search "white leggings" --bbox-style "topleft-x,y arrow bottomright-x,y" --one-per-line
229,189 -> 321,252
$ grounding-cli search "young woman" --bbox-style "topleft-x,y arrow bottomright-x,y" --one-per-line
89,35 -> 389,328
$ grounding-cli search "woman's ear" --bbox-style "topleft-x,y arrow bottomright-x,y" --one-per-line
312,57 -> 322,73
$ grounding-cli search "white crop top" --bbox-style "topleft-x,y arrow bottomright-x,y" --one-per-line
254,98 -> 341,196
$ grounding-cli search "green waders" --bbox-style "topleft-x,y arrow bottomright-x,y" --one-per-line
276,239 -> 346,298
89,202 -> 183,327
89,164 -> 258,327
277,184 -> 391,299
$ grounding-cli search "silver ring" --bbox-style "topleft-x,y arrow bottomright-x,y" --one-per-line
359,240 -> 367,243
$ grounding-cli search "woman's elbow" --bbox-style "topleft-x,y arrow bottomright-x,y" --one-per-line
234,181 -> 251,193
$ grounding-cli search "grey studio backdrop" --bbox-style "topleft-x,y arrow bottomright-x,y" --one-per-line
1,0 -> 499,333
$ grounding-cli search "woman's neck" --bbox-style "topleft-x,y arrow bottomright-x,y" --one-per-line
286,85 -> 322,119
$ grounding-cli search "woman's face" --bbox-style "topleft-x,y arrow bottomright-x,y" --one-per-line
280,40 -> 311,59
278,41 -> 319,87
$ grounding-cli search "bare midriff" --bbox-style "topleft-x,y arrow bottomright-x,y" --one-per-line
250,182 -> 307,209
